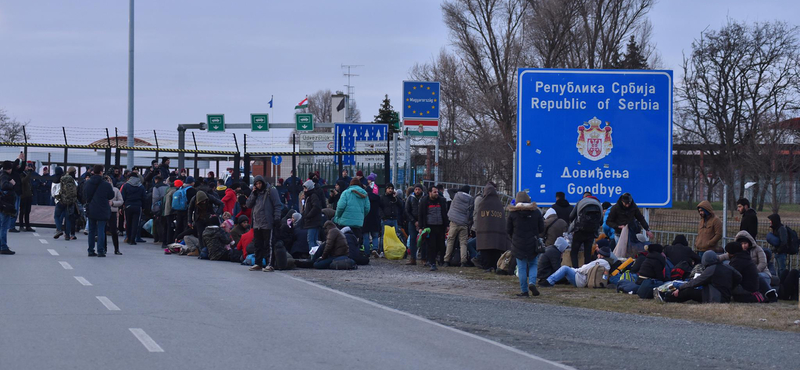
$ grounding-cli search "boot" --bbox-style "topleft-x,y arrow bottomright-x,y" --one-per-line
405,258 -> 416,265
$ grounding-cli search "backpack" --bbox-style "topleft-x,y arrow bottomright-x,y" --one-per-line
172,186 -> 189,211
575,203 -> 603,233
671,260 -> 691,280
586,264 -> 607,288
496,250 -> 517,275
785,226 -> 799,255
58,177 -> 77,206
272,242 -> 289,270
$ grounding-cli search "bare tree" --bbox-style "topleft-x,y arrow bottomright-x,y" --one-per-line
0,109 -> 29,142
306,89 -> 333,124
346,99 -> 361,123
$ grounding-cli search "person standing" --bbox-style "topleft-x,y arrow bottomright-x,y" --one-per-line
766,213 -> 789,277
363,189 -> 381,257
404,184 -> 423,265
284,170 -> 302,211
174,177 -> 196,238
474,182 -> 508,272
444,185 -> 473,267
333,179 -> 370,244
336,169 -> 352,188
378,183 -> 400,257
418,186 -> 448,271
551,191 -> 573,223
17,162 -> 36,232
150,175 -> 168,245
695,200 -> 723,256
158,157 -> 171,181
56,167 -> 78,241
161,179 -> 180,253
507,191 -> 544,297
568,192 -> 603,268
737,198 -> 758,239
105,175 -> 123,255
0,159 -> 20,255
301,179 -> 322,251
121,171 -> 146,245
84,165 -> 114,257
246,176 -> 282,272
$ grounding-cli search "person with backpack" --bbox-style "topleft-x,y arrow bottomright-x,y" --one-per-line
105,175 -> 124,255
246,175 -> 282,272
568,192 -> 603,268
664,234 -> 700,267
540,247 -> 612,288
362,187 -> 381,258
444,185 -> 473,267
695,200 -> 723,255
174,176 -> 197,239
121,171 -> 146,245
766,213 -> 791,277
473,182 -> 507,273
150,175 -> 167,244
660,250 -> 742,304
537,237 -> 570,285
507,191 -> 544,297
83,165 -> 115,257
54,167 -> 78,241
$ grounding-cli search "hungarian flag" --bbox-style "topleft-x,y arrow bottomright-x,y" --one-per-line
295,97 -> 308,109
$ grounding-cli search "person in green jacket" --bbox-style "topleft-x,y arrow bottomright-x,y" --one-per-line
334,179 -> 370,243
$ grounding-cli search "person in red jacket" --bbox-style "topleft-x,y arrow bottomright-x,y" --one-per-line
237,228 -> 254,260
222,182 -> 239,214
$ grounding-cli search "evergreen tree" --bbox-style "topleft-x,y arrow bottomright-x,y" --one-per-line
374,94 -> 400,138
619,35 -> 648,70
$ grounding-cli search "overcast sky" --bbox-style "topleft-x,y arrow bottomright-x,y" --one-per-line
1,0 -> 798,140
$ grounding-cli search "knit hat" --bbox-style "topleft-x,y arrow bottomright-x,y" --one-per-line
237,215 -> 249,224
544,208 -> 556,218
356,170 -> 363,177
208,216 -> 220,226
515,191 -> 531,204
725,241 -> 743,255
174,179 -> 184,188
554,237 -> 569,253
597,247 -> 612,258
185,176 -> 195,184
2,161 -> 13,170
414,184 -> 424,191
303,179 -> 315,190
460,185 -> 470,193
367,174 -> 376,181
602,201 -> 612,210
292,212 -> 302,223
645,243 -> 663,254
596,239 -> 610,249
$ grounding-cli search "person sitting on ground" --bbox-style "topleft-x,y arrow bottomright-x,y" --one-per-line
635,243 -> 666,299
537,237 -> 569,286
230,215 -> 250,246
278,212 -> 301,258
507,191 -> 544,297
720,231 -> 771,292
313,221 -> 350,269
203,216 -> 234,261
664,235 -> 700,267
724,241 -> 772,303
540,247 -> 612,288
220,212 -> 234,233
541,208 -> 567,247
661,250 -> 742,303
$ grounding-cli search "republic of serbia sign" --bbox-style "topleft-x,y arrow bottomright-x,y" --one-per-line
516,69 -> 673,207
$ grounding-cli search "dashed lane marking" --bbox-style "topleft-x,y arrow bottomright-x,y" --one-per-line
47,249 -> 58,256
129,329 -> 164,352
96,296 -> 120,311
74,276 -> 92,286
58,261 -> 73,270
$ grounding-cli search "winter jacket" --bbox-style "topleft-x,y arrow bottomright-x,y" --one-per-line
728,251 -> 760,293
20,170 -> 34,199
537,244 -> 566,281
379,193 -> 400,221
230,223 -> 248,246
188,191 -> 212,224
718,230 -> 768,273
0,170 -> 17,214
474,184 -> 508,252
121,175 -> 145,208
568,196 -> 602,236
637,251 -> 666,281
551,198 -> 573,223
680,251 -> 742,303
83,175 -> 114,221
605,194 -> 649,235
541,214 -> 568,246
203,226 -> 232,261
739,208 -> 759,239
301,190 -> 323,229
333,185 -> 370,228
109,186 -> 124,213
447,191 -> 473,226
405,193 -> 421,223
321,223 -> 348,260
221,188 -> 237,215
664,235 -> 701,266
150,182 -> 167,213
162,187 -> 176,216
506,202 -> 544,260
158,163 -> 170,182
418,194 -> 448,229
766,214 -> 789,254
245,176 -> 283,230
363,192 -> 381,233
695,200 -> 723,252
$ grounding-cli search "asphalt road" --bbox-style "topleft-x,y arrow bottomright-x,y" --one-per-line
0,230 -> 569,370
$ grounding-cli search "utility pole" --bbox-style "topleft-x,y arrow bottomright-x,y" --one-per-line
126,0 -> 135,169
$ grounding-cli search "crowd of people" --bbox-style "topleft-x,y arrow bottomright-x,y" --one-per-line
1,155 -> 799,304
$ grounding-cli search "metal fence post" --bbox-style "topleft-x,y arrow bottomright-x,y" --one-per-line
62,127 -> 68,169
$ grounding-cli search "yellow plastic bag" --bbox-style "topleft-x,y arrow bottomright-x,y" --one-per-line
382,225 -> 406,260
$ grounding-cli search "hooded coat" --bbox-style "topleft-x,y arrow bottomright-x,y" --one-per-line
363,192 -> 381,233
245,176 -> 283,230
695,200 -> 723,252
188,191 -> 210,224
664,235 -> 701,266
541,211 -> 568,246
83,174 -> 114,220
301,189 -> 323,229
333,185 -> 370,227
474,184 -> 509,252
680,251 -> 742,303
537,240 -> 569,281
121,174 -> 145,208
221,187 -> 237,214
728,250 -> 760,293
506,202 -> 544,260
766,213 -> 789,254
203,225 -> 232,261
551,198 -> 573,223
718,230 -> 768,273
605,193 -> 649,235
321,221 -> 348,260
637,247 -> 666,281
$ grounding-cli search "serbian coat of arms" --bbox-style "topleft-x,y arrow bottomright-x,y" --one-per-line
576,117 -> 613,161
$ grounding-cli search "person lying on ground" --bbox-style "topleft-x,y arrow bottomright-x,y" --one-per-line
540,247 -> 612,288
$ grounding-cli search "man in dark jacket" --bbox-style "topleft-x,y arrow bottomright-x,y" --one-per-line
378,183 -> 400,258
419,186 -> 449,271
551,192 -> 572,223
284,170 -> 302,211
121,172 -> 146,245
605,193 -> 653,239
17,162 -> 36,232
0,159 -> 21,254
84,165 -> 115,257
737,198 -> 758,239
246,176 -> 282,272
664,234 -> 701,267
405,184 -> 423,264
537,237 -> 569,285
568,192 -> 602,268
725,241 -> 766,302
158,157 -> 171,182
665,250 -> 742,303
301,180 -> 322,251
313,221 -> 351,269
507,191 -> 544,296
636,243 -> 666,299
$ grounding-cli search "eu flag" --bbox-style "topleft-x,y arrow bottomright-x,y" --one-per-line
402,81 -> 440,119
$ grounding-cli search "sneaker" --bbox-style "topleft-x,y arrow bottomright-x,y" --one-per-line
54,231 -> 63,239
766,289 -> 778,303
135,239 -> 145,243
371,250 -> 379,258
115,251 -> 122,255
654,289 -> 665,304
83,230 -> 88,235
249,265 -> 262,271
0,249 -> 16,255
164,248 -> 172,255
430,263 -> 438,271
529,284 -> 540,296
88,252 -> 97,257
8,228 -> 19,233
515,292 -> 529,297
262,266 -> 274,272
538,280 -> 553,287
70,236 -> 77,240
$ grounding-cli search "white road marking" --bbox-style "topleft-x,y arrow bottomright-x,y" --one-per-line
58,261 -> 73,270
74,276 -> 92,286
32,233 -> 39,236
129,328 -> 164,352
47,249 -> 59,256
282,274 -> 575,370
96,296 -> 120,311
39,239 -> 48,244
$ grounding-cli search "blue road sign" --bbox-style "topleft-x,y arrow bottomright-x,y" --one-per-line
271,155 -> 282,166
516,69 -> 673,207
334,123 -> 388,165
403,81 -> 440,119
